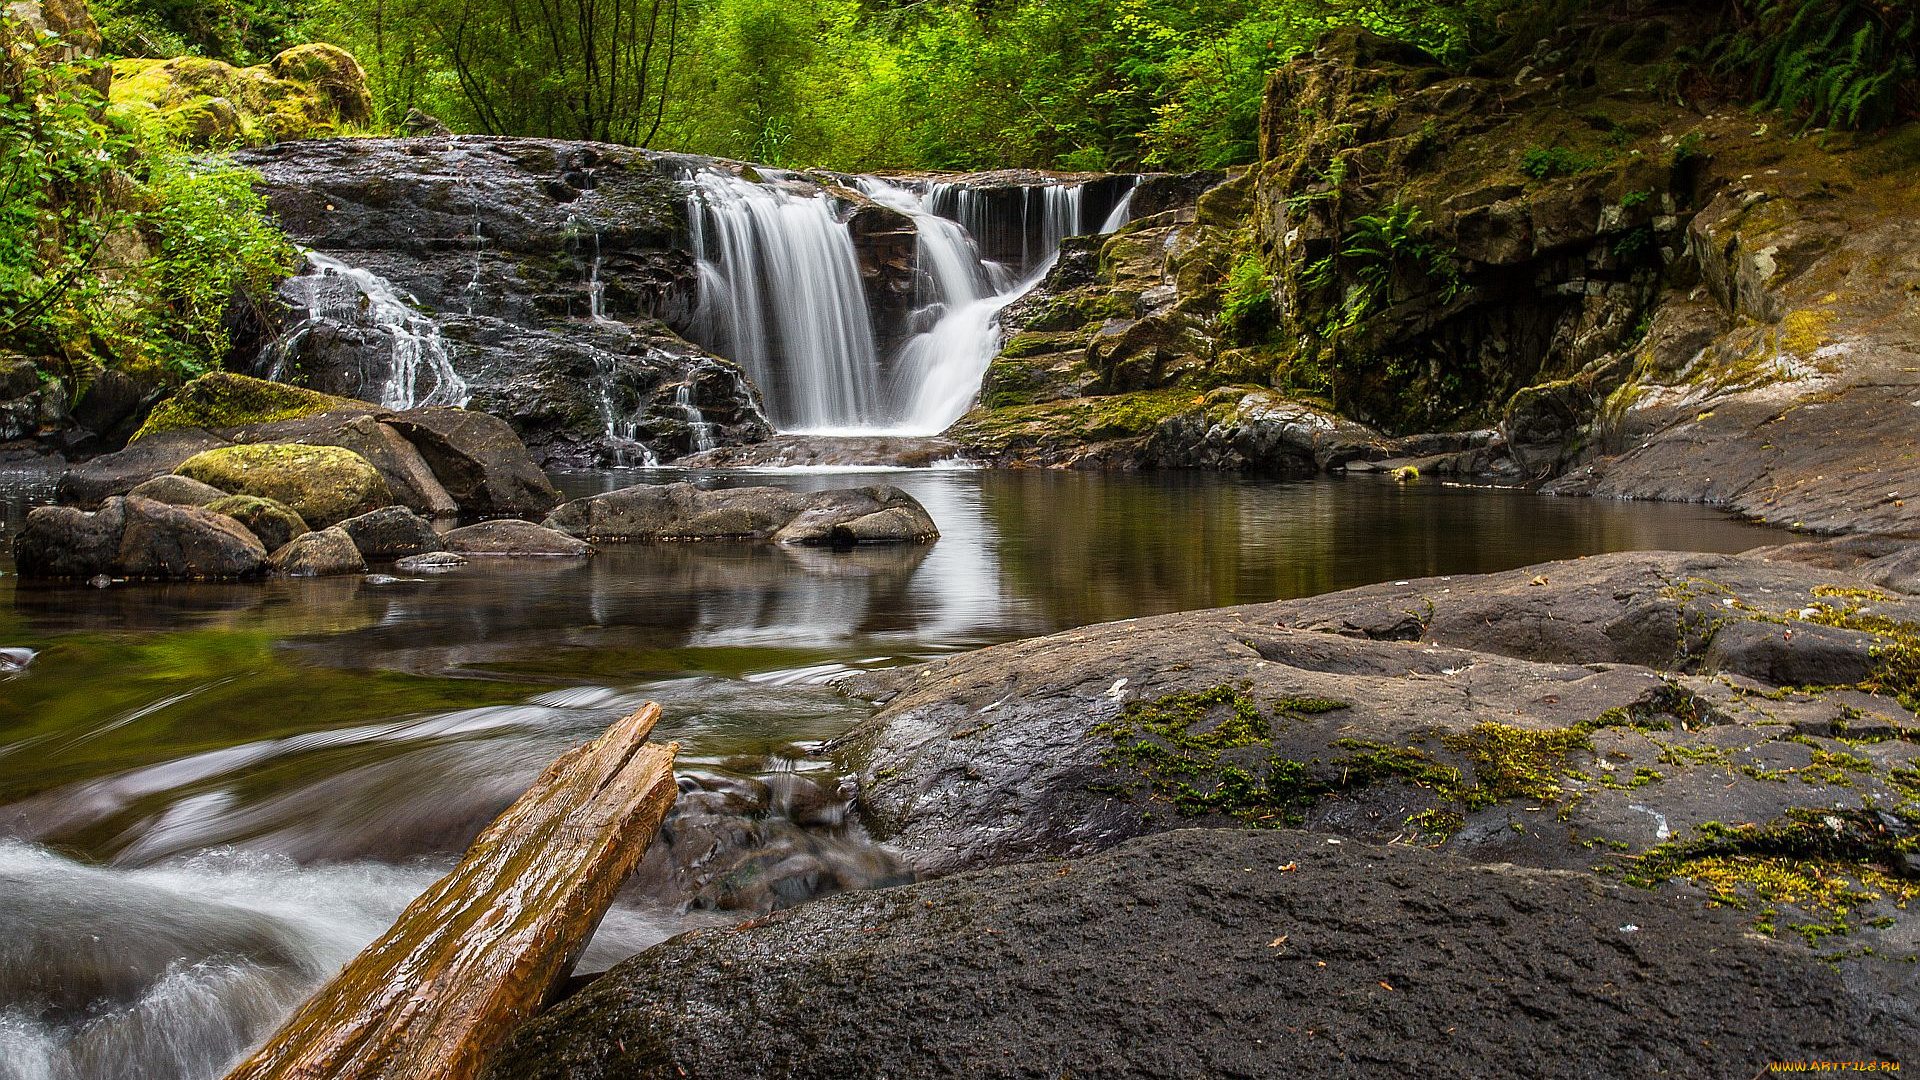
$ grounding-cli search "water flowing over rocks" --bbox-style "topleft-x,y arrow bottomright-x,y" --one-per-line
238,137 -> 774,466
487,829 -> 1903,1080
542,483 -> 938,546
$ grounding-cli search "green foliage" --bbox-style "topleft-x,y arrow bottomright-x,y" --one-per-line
1518,143 -> 1598,179
1306,201 -> 1460,336
1717,0 -> 1919,131
1220,253 -> 1276,342
296,0 -> 1513,170
91,0 -> 305,65
0,18 -> 296,389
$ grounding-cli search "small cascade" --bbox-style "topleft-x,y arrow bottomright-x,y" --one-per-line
676,382 -> 717,453
270,253 -> 470,411
684,171 -> 883,431
1097,180 -> 1138,235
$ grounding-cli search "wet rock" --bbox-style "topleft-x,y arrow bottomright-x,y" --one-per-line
56,428 -> 231,506
14,496 -> 268,580
236,137 -> 772,465
394,551 -> 468,571
543,483 -> 937,545
443,519 -> 592,557
269,526 -> 367,577
320,414 -> 460,518
337,505 -> 445,559
673,434 -> 963,469
381,407 -> 560,519
175,443 -> 393,528
488,830 -> 1900,1080
206,494 -> 311,553
126,474 -> 228,507
831,551 -> 1918,889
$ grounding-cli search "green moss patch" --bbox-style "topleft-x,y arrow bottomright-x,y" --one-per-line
136,373 -> 360,440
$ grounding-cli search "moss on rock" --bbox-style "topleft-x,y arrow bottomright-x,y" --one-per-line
135,373 -> 358,440
108,43 -> 372,147
176,442 -> 392,527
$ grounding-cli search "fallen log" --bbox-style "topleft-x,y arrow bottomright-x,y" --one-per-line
224,703 -> 680,1080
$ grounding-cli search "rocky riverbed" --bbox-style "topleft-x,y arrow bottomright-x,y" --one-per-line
488,542 -> 1920,1075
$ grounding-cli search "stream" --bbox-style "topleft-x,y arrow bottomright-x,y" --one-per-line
0,465 -> 1782,1079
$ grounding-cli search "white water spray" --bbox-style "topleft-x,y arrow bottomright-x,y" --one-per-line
270,253 -> 470,411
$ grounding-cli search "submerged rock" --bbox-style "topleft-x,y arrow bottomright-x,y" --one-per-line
542,482 -> 937,545
176,443 -> 393,528
488,829 -> 1901,1079
13,496 -> 267,580
394,551 -> 467,572
443,520 -> 592,557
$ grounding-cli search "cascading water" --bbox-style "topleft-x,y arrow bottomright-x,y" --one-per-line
268,253 -> 471,411
687,169 -> 1137,437
685,172 -> 883,432
676,383 -> 717,453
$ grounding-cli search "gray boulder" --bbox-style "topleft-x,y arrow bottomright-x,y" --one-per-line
337,505 -> 444,559
269,526 -> 367,577
383,406 -> 561,519
443,519 -> 591,557
13,496 -> 267,580
55,429 -> 230,506
126,474 -> 228,507
542,482 -> 937,545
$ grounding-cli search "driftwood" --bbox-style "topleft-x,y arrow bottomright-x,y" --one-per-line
224,704 -> 679,1080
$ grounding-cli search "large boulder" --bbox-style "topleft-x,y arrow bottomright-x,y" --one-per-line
542,483 -> 937,545
13,496 -> 267,580
205,494 -> 310,552
487,830 -> 1901,1080
268,526 -> 366,577
336,505 -> 444,559
107,44 -> 372,147
175,443 -> 392,527
381,407 -> 560,519
442,520 -> 591,557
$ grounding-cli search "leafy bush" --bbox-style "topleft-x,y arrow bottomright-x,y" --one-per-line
1221,253 -> 1275,341
1,18 -> 296,389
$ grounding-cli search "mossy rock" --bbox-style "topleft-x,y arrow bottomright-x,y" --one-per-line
205,493 -> 310,552
135,373 -> 359,441
177,443 -> 392,527
109,43 -> 371,146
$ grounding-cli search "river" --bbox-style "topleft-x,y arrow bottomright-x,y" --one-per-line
0,465 -> 1781,1080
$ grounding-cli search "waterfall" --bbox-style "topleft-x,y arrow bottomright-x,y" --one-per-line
685,172 -> 882,432
687,170 -> 1138,437
270,253 -> 470,411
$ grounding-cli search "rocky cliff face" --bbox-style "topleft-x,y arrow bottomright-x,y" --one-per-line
946,8 -> 1920,538
238,137 -> 773,467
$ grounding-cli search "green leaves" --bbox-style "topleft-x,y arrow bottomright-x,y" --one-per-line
2,17 -> 295,386
1718,0 -> 1919,131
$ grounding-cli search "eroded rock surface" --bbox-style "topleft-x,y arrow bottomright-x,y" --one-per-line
489,830 -> 1905,1080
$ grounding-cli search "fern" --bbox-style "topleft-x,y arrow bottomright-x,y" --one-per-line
1718,0 -> 1919,131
